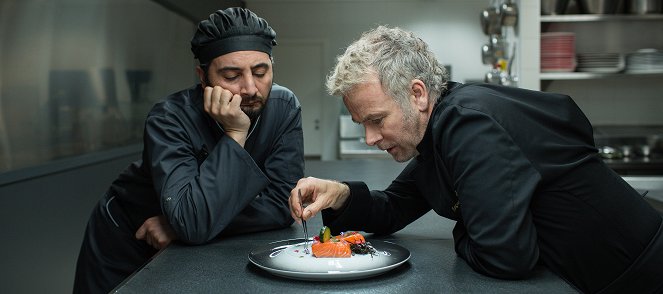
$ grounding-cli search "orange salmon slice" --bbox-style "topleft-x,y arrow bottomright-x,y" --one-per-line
311,240 -> 352,258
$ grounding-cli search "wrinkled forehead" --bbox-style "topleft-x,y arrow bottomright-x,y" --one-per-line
343,80 -> 396,123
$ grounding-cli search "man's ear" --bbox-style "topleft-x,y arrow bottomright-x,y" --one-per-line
410,79 -> 429,112
195,66 -> 206,87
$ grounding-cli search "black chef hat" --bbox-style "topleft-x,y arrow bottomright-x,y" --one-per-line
191,7 -> 277,65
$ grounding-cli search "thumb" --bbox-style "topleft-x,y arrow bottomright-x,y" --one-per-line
135,224 -> 146,240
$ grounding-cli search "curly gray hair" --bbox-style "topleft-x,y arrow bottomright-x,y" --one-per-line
326,26 -> 448,110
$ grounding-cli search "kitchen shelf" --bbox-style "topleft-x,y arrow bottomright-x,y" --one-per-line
541,14 -> 663,22
538,13 -> 663,83
540,71 -> 663,80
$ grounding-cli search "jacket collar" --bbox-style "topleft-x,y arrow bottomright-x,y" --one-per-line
415,81 -> 461,160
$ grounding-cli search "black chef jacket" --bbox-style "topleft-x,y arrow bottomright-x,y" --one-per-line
323,82 -> 663,294
111,83 -> 305,243
75,83 -> 304,293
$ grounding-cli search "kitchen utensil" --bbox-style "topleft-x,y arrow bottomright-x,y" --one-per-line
541,0 -> 570,15
480,7 -> 502,35
298,189 -> 309,254
500,0 -> 518,27
620,145 -> 633,158
627,0 -> 661,14
507,43 -> 516,76
499,71 -> 514,86
599,146 -> 624,159
490,35 -> 507,59
484,68 -> 502,84
639,145 -> 651,157
482,44 -> 497,65
577,0 -> 623,14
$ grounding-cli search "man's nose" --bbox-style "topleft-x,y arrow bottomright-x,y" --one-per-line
364,126 -> 381,146
240,75 -> 258,97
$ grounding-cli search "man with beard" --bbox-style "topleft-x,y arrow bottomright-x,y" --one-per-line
290,26 -> 663,293
74,8 -> 304,293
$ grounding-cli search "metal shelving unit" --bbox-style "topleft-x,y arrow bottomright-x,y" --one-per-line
539,13 -> 663,83
541,14 -> 663,22
540,71 -> 663,80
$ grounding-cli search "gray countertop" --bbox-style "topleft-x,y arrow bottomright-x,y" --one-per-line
113,159 -> 583,293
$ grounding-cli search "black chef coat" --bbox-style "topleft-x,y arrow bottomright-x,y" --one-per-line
323,82 -> 663,293
111,83 -> 305,243
75,83 -> 305,294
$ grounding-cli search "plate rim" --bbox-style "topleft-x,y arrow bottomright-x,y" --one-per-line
247,238 -> 411,281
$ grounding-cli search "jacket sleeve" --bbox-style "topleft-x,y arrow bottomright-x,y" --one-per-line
145,111 -> 269,244
222,105 -> 304,236
322,161 -> 431,235
442,105 -> 540,279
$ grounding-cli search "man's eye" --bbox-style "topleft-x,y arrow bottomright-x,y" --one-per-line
254,72 -> 266,78
371,118 -> 382,125
224,75 -> 238,81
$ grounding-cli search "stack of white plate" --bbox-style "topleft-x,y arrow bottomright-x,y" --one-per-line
541,32 -> 576,73
576,53 -> 625,73
625,49 -> 663,74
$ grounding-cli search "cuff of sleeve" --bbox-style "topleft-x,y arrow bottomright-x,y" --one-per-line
321,181 -> 370,234
452,219 -> 468,257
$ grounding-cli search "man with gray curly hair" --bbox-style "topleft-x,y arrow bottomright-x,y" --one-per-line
326,26 -> 447,113
291,26 -> 663,293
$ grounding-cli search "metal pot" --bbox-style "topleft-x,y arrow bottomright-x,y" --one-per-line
480,7 -> 502,35
599,146 -> 624,159
490,35 -> 507,59
627,0 -> 661,14
578,0 -> 623,14
482,44 -> 496,65
541,0 -> 570,15
500,0 -> 518,27
484,68 -> 502,84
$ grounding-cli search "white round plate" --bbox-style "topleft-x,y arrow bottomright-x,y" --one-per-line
248,238 -> 410,281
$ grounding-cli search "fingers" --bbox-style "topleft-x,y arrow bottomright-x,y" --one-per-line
153,233 -> 172,250
227,92 -> 242,109
289,183 -> 304,222
289,177 -> 332,222
203,86 -> 214,113
204,86 -> 236,115
135,216 -> 177,250
135,222 -> 147,240
202,86 -> 250,140
301,198 -> 324,220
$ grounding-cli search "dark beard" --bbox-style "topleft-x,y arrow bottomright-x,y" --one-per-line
242,85 -> 271,121
242,104 -> 263,121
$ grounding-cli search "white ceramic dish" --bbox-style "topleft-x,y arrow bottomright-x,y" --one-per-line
248,238 -> 410,281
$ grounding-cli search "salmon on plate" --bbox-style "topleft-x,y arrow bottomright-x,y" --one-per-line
311,226 -> 376,258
